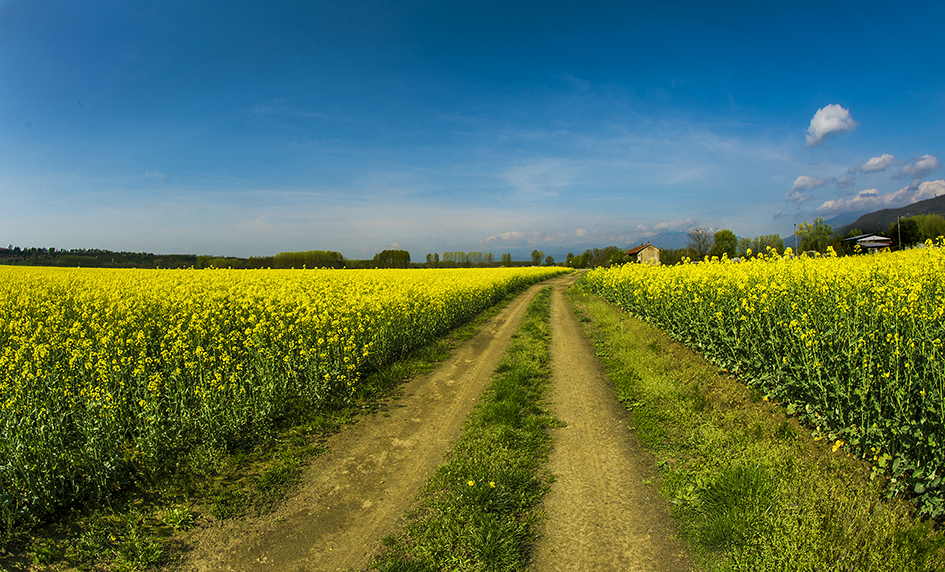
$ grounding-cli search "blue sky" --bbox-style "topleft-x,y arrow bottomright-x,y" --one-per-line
2,0 -> 943,259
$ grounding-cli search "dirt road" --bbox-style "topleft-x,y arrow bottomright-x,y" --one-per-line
179,278 -> 568,571
179,274 -> 691,571
530,280 -> 692,571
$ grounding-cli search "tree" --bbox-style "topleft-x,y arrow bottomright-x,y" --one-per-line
754,234 -> 785,256
709,229 -> 737,259
531,249 -> 544,265
657,248 -> 685,265
797,217 -> 833,253
736,237 -> 752,257
273,250 -> 346,269
912,214 -> 945,242
373,249 -> 411,268
501,253 -> 512,265
888,218 -> 921,248
544,255 -> 555,266
735,234 -> 785,258
575,250 -> 593,268
686,228 -> 713,260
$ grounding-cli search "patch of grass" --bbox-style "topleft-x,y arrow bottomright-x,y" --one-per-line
372,287 -> 558,572
568,281 -> 945,572
2,284 -> 534,571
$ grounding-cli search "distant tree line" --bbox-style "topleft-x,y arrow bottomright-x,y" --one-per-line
373,249 -> 411,268
271,250 -> 346,269
0,246 -> 199,268
653,229 -> 786,265
884,214 -> 945,247
565,247 -> 627,269
423,251 -> 518,267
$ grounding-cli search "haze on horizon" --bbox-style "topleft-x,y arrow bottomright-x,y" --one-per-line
2,0 -> 943,260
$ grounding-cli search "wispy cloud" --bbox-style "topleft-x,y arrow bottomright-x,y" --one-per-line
500,159 -> 577,197
805,104 -> 858,147
248,97 -> 349,121
836,175 -> 856,189
785,175 -> 832,207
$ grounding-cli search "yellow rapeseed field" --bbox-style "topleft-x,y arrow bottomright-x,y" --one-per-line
0,265 -> 566,529
582,244 -> 945,517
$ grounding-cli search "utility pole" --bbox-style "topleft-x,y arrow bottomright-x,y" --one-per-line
897,215 -> 901,250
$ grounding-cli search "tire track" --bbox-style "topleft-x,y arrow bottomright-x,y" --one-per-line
531,278 -> 693,571
179,276 -> 573,572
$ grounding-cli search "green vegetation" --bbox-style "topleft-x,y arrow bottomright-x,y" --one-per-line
0,247 -> 200,268
708,229 -> 737,259
834,194 -> 945,238
440,251 -> 495,265
373,249 -> 412,268
565,246 -> 628,268
673,229 -> 784,264
4,274 -> 536,570
911,214 -> 945,243
888,217 -> 922,248
736,234 -> 784,258
569,281 -> 945,571
272,249 -> 346,268
796,217 -> 834,252
372,288 -> 557,572
531,249 -> 544,265
583,249 -> 945,517
687,227 -> 713,259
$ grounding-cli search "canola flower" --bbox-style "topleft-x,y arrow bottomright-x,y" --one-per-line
581,242 -> 945,517
0,265 -> 566,529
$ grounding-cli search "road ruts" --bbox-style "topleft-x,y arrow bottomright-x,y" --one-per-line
178,276 -> 574,572
531,277 -> 693,571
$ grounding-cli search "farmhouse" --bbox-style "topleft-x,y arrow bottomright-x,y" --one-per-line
627,242 -> 661,265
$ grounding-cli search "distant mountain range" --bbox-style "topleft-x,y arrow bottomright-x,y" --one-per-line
831,194 -> 945,237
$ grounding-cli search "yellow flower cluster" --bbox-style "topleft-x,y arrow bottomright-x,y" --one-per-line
0,265 -> 566,528
583,243 -> 945,515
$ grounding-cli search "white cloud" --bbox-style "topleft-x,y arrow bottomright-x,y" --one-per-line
814,179 -> 945,215
481,231 -> 529,244
652,218 -> 697,232
861,153 -> 898,172
805,104 -> 858,147
789,175 -> 829,192
894,154 -> 942,180
785,175 -> 832,207
576,228 -> 587,237
785,189 -> 812,207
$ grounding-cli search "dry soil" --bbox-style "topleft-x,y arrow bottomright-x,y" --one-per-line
177,274 -> 692,571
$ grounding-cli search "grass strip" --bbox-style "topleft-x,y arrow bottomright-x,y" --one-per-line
568,281 -> 945,572
371,287 -> 557,572
7,286 -> 531,571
